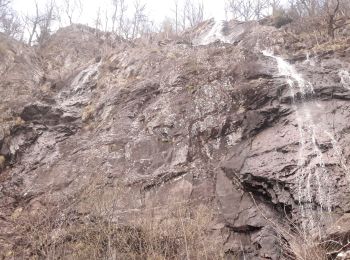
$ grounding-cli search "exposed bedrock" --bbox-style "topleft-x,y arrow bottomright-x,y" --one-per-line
1,22 -> 350,258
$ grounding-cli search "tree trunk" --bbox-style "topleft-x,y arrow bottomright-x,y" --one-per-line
28,22 -> 37,45
328,15 -> 335,39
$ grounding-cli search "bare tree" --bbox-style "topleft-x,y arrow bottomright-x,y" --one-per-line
25,0 -> 57,45
111,0 -> 119,32
254,0 -> 270,19
111,0 -> 129,37
1,10 -> 21,37
0,0 -> 11,17
37,0 -> 58,45
172,0 -> 179,34
287,0 -> 308,17
184,0 -> 204,27
104,9 -> 109,32
287,0 -> 337,17
324,0 -> 350,38
299,0 -> 323,16
119,0 -> 129,37
227,0 -> 254,21
0,0 -> 22,38
160,17 -> 174,39
131,0 -> 147,39
62,0 -> 82,25
180,1 -> 187,30
226,0 -> 270,21
269,0 -> 281,15
25,1 -> 41,45
287,0 -> 350,38
0,0 -> 10,10
94,6 -> 102,34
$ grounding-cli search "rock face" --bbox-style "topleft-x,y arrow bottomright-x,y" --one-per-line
0,22 -> 350,259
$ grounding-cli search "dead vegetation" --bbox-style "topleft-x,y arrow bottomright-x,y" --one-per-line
0,155 -> 5,170
8,178 -> 224,259
277,226 -> 329,260
247,192 -> 350,260
276,223 -> 350,260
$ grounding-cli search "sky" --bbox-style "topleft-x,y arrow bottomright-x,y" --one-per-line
12,0 -> 227,27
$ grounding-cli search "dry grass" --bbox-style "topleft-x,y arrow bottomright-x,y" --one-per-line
81,104 -> 95,122
0,40 -> 11,59
311,38 -> 349,54
264,213 -> 350,260
14,116 -> 25,126
272,212 -> 350,260
0,155 -> 5,170
11,179 -> 224,260
248,192 -> 348,260
278,228 -> 329,260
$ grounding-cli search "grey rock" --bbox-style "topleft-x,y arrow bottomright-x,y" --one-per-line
1,22 -> 350,259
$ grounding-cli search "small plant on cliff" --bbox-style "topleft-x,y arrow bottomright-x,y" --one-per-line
272,9 -> 293,28
0,155 -> 5,170
81,104 -> 95,122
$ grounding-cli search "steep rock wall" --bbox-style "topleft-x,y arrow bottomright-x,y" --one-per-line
0,22 -> 350,259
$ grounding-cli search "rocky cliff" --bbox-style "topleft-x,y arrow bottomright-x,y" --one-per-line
1,21 -> 350,259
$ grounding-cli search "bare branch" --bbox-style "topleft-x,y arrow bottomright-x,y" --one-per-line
62,0 -> 82,25
226,0 -> 270,21
184,0 -> 204,27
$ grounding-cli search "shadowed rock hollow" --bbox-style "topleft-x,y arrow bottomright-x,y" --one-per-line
1,21 -> 350,259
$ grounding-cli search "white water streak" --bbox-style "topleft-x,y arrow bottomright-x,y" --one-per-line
262,50 -> 339,231
197,20 -> 231,45
304,52 -> 316,67
59,62 -> 101,117
325,131 -> 350,179
339,69 -> 350,90
71,62 -> 101,92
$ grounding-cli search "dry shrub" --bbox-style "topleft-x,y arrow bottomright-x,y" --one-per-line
81,104 -> 95,122
311,38 -> 349,54
184,57 -> 201,75
130,203 -> 223,260
248,193 -> 344,260
13,180 -> 224,260
279,229 -> 329,260
0,155 -> 5,170
272,216 -> 347,260
0,40 -> 11,58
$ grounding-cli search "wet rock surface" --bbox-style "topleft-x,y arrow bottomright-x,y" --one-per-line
0,22 -> 350,259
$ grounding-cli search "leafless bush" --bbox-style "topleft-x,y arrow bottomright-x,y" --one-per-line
24,0 -> 59,46
248,192 -> 349,260
225,0 -> 271,21
277,225 -> 329,260
288,0 -> 350,39
61,0 -> 82,25
0,0 -> 22,39
12,178 -> 224,259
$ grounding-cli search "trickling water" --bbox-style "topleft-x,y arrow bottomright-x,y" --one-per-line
339,69 -> 350,89
325,131 -> 350,179
262,50 -> 338,232
262,50 -> 314,95
304,52 -> 316,66
197,20 -> 231,45
59,62 -> 101,117
305,52 -> 310,64
71,62 -> 101,93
